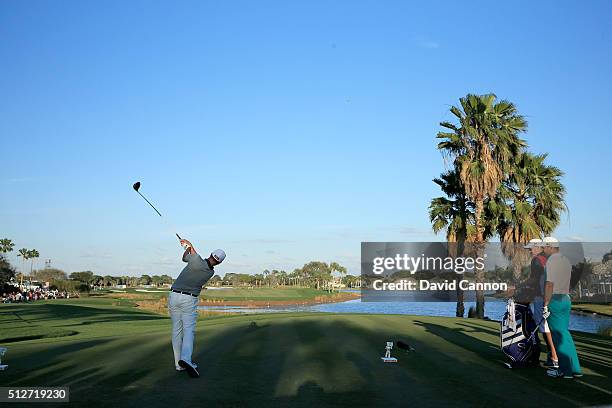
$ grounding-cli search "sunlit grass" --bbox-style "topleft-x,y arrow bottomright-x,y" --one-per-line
1,298 -> 610,407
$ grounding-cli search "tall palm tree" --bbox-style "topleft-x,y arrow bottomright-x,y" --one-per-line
429,169 -> 476,317
437,94 -> 527,318
17,248 -> 30,287
28,249 -> 40,276
489,152 -> 566,279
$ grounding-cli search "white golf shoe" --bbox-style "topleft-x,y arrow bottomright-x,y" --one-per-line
176,361 -> 198,371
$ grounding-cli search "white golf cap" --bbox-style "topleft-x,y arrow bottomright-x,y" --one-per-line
543,236 -> 560,248
524,238 -> 543,249
211,249 -> 226,263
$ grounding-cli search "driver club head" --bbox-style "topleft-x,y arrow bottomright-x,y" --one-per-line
131,180 -> 182,242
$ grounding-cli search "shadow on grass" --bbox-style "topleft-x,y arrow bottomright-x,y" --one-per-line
453,320 -> 501,337
2,315 -> 611,408
0,303 -> 165,325
414,319 -> 612,405
0,330 -> 79,344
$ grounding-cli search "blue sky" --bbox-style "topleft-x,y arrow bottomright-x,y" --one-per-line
1,0 -> 611,277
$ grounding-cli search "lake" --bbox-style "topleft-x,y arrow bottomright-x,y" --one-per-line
198,298 -> 612,334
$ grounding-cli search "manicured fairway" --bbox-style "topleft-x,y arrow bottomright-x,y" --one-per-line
1,300 -> 611,407
91,287 -> 352,302
200,287 -> 342,301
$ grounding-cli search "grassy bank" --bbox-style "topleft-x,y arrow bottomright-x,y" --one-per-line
202,287 -> 341,301
199,287 -> 359,306
1,299 -> 611,407
571,302 -> 612,317
92,286 -> 360,307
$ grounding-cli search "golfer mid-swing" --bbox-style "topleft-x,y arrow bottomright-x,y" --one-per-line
169,238 -> 225,378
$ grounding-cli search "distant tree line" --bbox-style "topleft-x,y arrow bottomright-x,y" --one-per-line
217,261 -> 356,290
0,238 -> 176,293
2,238 -> 356,293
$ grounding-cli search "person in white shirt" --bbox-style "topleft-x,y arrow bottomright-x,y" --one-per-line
542,237 -> 582,379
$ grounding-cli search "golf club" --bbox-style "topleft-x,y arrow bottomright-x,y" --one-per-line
132,181 -> 185,245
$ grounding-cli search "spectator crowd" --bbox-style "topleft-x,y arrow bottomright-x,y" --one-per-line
1,287 -> 78,303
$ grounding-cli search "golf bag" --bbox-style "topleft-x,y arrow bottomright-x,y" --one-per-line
500,299 -> 541,368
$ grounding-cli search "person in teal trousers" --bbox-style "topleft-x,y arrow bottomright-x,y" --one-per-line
542,237 -> 582,379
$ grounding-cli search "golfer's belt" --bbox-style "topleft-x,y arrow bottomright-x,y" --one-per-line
171,289 -> 198,297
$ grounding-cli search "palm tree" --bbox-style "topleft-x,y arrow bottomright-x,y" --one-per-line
489,152 -> 566,279
429,169 -> 476,317
277,270 -> 288,286
437,94 -> 527,318
17,248 -> 30,287
0,238 -> 14,254
28,249 -> 40,276
430,170 -> 475,245
329,262 -> 347,292
253,273 -> 264,287
103,275 -> 115,287
92,275 -> 104,288
138,274 -> 151,286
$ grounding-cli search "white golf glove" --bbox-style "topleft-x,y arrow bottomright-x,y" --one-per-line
542,305 -> 550,319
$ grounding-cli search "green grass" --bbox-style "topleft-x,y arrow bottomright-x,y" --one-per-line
90,288 -> 169,299
0,299 -> 166,343
91,287 -> 349,302
571,302 -> 612,317
1,299 -> 611,407
200,287 -> 343,301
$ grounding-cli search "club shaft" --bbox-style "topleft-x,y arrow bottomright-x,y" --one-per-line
136,190 -> 183,240
136,191 -> 163,217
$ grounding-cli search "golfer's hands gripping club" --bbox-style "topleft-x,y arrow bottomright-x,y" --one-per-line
180,239 -> 192,251
542,305 -> 550,319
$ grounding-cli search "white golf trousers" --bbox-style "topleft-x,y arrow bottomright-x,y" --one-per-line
168,291 -> 199,367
